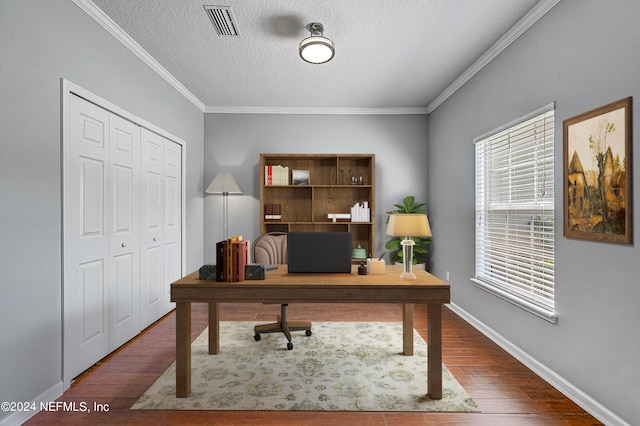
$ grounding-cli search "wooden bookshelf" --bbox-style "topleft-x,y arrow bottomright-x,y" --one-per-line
260,154 -> 375,259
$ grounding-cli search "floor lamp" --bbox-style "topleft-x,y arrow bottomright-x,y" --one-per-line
205,173 -> 243,239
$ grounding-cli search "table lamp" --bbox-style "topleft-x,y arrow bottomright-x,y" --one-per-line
386,214 -> 432,280
205,172 -> 243,239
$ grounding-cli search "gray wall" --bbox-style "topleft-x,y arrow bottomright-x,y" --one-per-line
0,0 -> 204,420
428,0 -> 639,423
203,113 -> 429,263
2,0 -> 636,423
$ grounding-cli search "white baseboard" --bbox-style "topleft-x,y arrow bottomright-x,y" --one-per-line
0,381 -> 63,426
446,303 -> 629,426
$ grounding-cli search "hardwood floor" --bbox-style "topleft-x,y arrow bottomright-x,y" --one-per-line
27,303 -> 601,425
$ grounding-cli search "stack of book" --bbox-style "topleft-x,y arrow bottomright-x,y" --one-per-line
265,203 -> 282,221
327,213 -> 350,222
265,165 -> 289,185
351,201 -> 371,222
215,235 -> 250,282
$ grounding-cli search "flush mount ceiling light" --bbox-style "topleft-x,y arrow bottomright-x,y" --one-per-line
299,22 -> 334,64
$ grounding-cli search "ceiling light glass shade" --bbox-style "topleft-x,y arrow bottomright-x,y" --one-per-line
299,36 -> 335,63
299,23 -> 334,64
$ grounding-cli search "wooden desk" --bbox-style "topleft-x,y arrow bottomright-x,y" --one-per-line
171,264 -> 450,399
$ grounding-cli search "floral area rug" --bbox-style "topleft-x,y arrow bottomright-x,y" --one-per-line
131,321 -> 478,412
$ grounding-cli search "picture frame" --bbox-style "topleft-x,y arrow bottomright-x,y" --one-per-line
563,97 -> 632,244
292,169 -> 310,185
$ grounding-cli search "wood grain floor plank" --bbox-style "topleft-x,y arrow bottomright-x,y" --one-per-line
26,303 -> 602,425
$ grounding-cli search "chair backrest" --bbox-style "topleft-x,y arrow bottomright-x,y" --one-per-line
252,232 -> 287,265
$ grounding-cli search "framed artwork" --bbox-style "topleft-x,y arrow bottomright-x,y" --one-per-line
563,97 -> 632,244
292,169 -> 310,185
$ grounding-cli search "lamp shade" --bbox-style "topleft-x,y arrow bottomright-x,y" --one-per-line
386,214 -> 431,237
205,172 -> 243,194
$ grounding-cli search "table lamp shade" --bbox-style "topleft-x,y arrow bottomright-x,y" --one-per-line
386,214 -> 431,237
205,173 -> 243,194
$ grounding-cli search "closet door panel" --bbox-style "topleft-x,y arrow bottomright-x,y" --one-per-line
108,114 -> 141,349
64,95 -> 110,383
140,128 -> 165,328
163,139 -> 182,312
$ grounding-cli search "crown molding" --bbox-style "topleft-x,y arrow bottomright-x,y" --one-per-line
203,106 -> 429,115
76,0 -> 558,116
425,0 -> 561,114
72,0 -> 206,112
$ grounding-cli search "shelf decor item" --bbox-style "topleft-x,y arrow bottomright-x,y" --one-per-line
292,169 -> 310,185
350,201 -> 370,222
386,214 -> 431,280
265,165 -> 289,185
264,204 -> 282,221
351,244 -> 367,259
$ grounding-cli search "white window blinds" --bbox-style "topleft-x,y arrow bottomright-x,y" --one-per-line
473,104 -> 556,322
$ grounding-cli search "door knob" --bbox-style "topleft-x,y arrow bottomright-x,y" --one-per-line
121,243 -> 127,247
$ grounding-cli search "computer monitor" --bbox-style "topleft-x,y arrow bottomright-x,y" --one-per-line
287,232 -> 352,273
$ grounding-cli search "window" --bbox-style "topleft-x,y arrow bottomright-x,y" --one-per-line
473,103 -> 556,322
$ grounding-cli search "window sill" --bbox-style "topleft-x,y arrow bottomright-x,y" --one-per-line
471,278 -> 558,324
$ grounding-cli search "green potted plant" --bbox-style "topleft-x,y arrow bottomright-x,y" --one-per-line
385,196 -> 432,266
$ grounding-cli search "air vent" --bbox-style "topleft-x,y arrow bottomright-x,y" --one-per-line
204,5 -> 239,37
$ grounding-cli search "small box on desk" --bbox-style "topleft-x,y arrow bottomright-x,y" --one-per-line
199,265 -> 217,280
244,263 -> 266,280
367,259 -> 385,274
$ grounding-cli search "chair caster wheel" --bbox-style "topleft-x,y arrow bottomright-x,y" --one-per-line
305,330 -> 312,336
254,333 -> 261,341
287,342 -> 293,350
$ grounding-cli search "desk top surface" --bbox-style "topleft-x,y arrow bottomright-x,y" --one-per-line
175,265 -> 447,287
172,265 -> 449,303
173,264 -> 448,293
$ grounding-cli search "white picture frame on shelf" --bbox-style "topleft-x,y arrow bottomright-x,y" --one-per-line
292,169 -> 310,185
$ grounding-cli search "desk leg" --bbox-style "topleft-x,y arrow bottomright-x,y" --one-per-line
175,301 -> 191,398
209,302 -> 219,355
402,303 -> 414,356
427,303 -> 443,399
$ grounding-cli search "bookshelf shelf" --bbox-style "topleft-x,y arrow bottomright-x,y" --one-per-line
260,153 -> 375,258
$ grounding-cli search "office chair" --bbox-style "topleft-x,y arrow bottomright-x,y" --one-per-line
252,232 -> 312,350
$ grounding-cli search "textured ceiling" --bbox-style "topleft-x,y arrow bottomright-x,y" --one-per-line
88,0 -> 546,113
